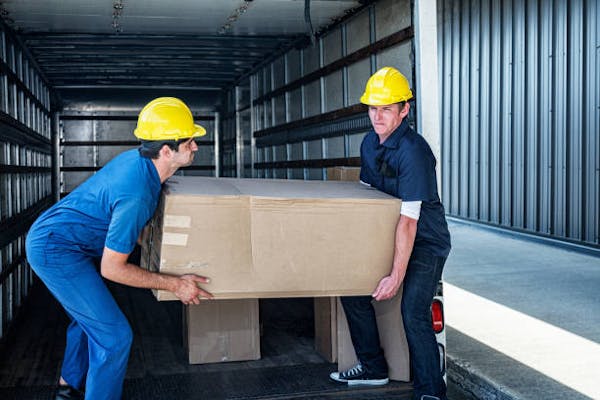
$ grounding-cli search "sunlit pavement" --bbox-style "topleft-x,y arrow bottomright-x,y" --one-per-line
444,218 -> 600,400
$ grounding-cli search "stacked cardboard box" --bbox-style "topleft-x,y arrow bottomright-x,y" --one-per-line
183,300 -> 260,364
336,293 -> 410,381
326,166 -> 361,182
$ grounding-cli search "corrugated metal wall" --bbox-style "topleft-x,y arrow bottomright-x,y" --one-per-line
0,22 -> 52,339
220,83 -> 251,178
439,0 -> 599,248
219,0 -> 415,180
58,109 -> 217,196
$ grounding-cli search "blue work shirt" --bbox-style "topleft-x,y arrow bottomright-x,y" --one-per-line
360,120 -> 451,257
29,149 -> 162,257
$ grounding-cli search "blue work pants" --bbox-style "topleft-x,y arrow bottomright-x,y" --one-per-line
26,231 -> 133,400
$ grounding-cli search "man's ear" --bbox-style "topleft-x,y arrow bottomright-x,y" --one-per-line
400,102 -> 410,117
158,143 -> 172,159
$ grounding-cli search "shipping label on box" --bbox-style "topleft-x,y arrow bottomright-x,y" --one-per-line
141,177 -> 401,300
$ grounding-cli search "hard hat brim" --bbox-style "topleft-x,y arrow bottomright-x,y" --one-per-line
190,124 -> 207,138
178,124 -> 207,139
360,93 -> 413,106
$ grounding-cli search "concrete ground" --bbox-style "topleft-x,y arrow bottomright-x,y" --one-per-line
443,218 -> 600,400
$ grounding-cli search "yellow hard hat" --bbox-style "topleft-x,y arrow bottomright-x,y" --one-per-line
360,67 -> 413,105
134,97 -> 206,141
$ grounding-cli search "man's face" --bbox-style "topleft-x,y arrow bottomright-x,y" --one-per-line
173,137 -> 198,167
368,103 -> 408,142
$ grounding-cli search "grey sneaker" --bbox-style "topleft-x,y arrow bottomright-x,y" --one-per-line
329,363 -> 389,386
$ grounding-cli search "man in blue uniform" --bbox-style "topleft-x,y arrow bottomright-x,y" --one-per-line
25,97 -> 214,400
329,67 -> 451,400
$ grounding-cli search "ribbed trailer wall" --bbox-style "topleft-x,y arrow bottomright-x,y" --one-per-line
0,23 -> 52,339
220,0 -> 415,180
58,110 -> 217,196
439,0 -> 599,248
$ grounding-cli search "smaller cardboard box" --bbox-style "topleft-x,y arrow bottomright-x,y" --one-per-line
183,299 -> 260,364
336,291 -> 410,382
326,166 -> 361,182
313,297 -> 338,362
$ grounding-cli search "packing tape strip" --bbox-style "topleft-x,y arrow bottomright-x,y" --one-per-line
164,214 -> 192,228
162,232 -> 188,246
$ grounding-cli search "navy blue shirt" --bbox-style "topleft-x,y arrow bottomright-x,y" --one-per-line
29,149 -> 162,257
360,120 -> 451,257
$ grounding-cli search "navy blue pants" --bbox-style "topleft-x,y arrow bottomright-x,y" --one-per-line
341,249 -> 447,400
26,231 -> 133,400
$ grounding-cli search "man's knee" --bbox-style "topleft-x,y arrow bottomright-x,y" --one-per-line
401,303 -> 431,333
102,322 -> 133,360
115,323 -> 133,351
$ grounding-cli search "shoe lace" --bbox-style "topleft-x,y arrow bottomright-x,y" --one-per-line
341,363 -> 364,378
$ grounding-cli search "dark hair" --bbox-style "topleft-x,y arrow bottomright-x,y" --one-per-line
138,138 -> 189,159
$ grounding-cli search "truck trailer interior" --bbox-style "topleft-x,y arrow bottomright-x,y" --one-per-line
0,1 -> 433,398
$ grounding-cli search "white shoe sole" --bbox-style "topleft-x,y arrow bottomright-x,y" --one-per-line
329,372 -> 347,383
329,372 -> 389,386
347,378 -> 389,386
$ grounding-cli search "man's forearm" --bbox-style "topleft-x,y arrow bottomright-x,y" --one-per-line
100,246 -> 179,292
102,261 -> 178,292
390,214 -> 418,284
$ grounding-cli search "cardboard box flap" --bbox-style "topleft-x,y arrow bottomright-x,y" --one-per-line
165,176 -> 243,196
165,176 -> 396,201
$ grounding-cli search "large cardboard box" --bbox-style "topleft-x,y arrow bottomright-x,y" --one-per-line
141,176 -> 401,300
183,299 -> 260,364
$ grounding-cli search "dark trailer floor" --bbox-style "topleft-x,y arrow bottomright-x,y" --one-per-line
0,279 -> 414,400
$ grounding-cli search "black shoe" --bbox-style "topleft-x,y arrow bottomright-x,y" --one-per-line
329,363 -> 389,386
54,384 -> 84,400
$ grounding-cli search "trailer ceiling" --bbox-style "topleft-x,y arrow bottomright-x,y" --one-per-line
1,0 -> 364,103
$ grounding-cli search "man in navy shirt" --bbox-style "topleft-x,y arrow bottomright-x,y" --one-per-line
26,97 -> 213,400
329,67 -> 451,400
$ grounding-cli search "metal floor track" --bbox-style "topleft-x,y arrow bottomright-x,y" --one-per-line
1,369 -> 412,400
0,279 -> 413,400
